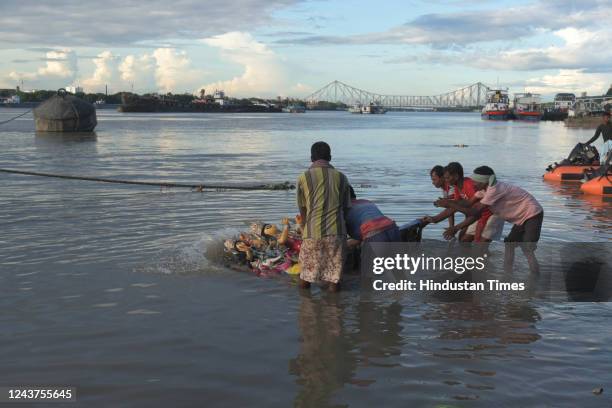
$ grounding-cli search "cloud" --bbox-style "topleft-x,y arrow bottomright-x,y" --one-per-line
152,48 -> 203,93
522,70 -> 611,95
0,0 -> 304,46
118,54 -> 156,90
199,32 -> 305,97
79,48 -> 204,93
467,28 -> 612,72
278,0 -> 611,47
385,26 -> 612,82
82,51 -> 121,92
9,48 -> 77,83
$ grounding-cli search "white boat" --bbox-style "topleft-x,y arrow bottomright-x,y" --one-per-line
348,103 -> 363,114
361,102 -> 386,114
481,89 -> 511,120
513,93 -> 542,121
350,102 -> 386,114
553,93 -> 575,112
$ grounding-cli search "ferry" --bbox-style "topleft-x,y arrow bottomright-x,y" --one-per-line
513,93 -> 543,121
361,102 -> 386,114
553,93 -> 575,112
481,89 -> 511,120
349,102 -> 386,114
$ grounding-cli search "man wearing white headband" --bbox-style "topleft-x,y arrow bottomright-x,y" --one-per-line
435,166 -> 543,273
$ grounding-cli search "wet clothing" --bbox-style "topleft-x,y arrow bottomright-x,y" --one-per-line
467,213 -> 505,241
296,160 -> 351,239
453,177 -> 493,241
345,199 -> 398,242
299,235 -> 346,284
504,211 -> 544,250
365,225 -> 401,242
479,181 -> 543,226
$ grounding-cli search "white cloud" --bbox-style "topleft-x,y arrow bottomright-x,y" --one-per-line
523,69 -> 610,95
152,48 -> 202,93
199,32 -> 306,97
471,27 -> 612,72
9,48 -> 77,83
119,54 -> 155,88
82,51 -> 120,92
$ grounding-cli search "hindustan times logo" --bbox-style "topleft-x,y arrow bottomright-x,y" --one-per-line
372,253 -> 487,275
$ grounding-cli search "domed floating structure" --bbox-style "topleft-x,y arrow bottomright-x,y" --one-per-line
33,89 -> 97,132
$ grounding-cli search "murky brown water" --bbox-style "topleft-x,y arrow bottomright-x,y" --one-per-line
1,109 -> 611,407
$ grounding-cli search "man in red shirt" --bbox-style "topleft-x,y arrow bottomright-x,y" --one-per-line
424,162 -> 500,242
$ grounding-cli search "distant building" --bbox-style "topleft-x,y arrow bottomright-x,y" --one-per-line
65,85 -> 84,94
0,95 -> 20,104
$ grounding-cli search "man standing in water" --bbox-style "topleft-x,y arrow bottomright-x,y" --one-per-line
297,142 -> 351,292
584,111 -> 611,164
435,166 -> 544,273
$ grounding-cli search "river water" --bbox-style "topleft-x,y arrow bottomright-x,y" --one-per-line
1,108 -> 611,407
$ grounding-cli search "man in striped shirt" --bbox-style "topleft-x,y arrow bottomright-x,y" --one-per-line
297,141 -> 351,292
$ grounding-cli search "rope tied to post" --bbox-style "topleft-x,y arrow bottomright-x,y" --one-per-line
0,168 -> 295,191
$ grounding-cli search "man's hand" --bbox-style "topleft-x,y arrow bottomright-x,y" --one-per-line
421,216 -> 434,226
443,226 -> 457,240
435,198 -> 452,208
347,239 -> 361,248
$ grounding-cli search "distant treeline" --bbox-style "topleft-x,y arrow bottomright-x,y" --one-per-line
0,89 -> 348,110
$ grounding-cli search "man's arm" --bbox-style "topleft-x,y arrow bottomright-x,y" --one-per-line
436,198 -> 486,218
299,207 -> 307,227
441,198 -> 487,240
585,125 -> 602,145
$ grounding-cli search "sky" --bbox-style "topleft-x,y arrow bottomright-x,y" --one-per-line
0,0 -> 610,99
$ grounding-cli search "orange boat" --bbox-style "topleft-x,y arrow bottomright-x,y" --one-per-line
581,175 -> 612,196
543,165 -> 598,182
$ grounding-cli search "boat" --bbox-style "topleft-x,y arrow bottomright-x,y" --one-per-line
361,102 -> 386,114
118,92 -> 281,113
513,93 -> 543,121
481,89 -> 511,120
554,93 -> 575,112
349,102 -> 386,114
544,165 -> 599,182
543,143 -> 600,182
283,104 -> 306,113
581,175 -> 611,196
33,88 -> 97,132
348,103 -> 363,114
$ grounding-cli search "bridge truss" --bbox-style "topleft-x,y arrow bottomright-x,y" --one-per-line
305,80 -> 490,109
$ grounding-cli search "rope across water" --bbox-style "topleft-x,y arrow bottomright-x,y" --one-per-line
0,168 -> 295,191
0,109 -> 32,125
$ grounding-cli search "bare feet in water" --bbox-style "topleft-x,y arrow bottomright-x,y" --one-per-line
299,278 -> 311,289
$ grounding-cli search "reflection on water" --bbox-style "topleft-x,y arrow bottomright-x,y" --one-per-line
290,293 -> 358,408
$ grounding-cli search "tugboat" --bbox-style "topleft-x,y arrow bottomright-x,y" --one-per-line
361,101 -> 386,114
481,89 -> 511,120
513,93 -> 543,121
